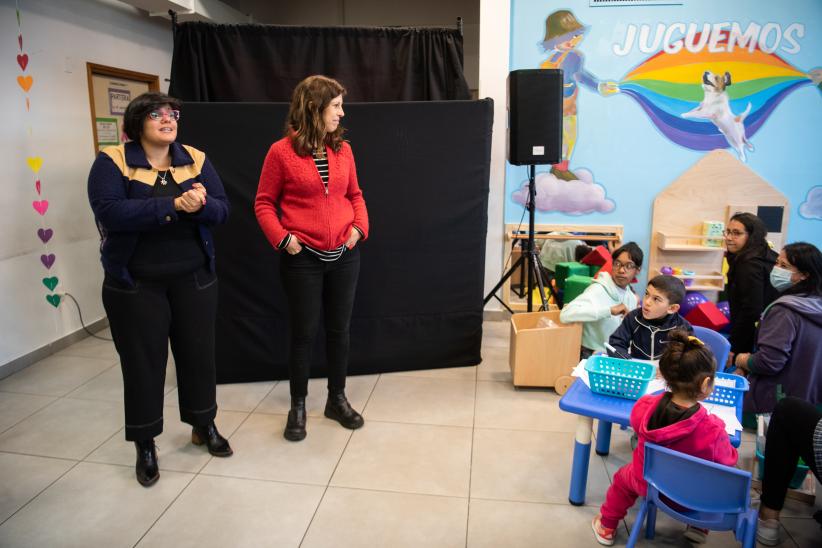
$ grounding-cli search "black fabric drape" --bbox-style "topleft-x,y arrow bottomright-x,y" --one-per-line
176,100 -> 493,383
169,23 -> 470,102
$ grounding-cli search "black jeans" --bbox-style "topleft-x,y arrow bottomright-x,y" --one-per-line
102,267 -> 219,441
280,246 -> 360,397
761,397 -> 822,511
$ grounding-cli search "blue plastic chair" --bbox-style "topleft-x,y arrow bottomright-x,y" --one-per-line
627,443 -> 757,547
692,325 -> 731,372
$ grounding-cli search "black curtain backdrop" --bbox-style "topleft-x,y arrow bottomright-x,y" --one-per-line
169,23 -> 471,102
177,100 -> 493,383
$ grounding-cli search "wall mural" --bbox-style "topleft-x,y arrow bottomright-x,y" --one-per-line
509,6 -> 822,226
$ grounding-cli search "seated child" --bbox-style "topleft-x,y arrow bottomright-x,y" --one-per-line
608,274 -> 693,361
592,330 -> 739,546
560,242 -> 643,358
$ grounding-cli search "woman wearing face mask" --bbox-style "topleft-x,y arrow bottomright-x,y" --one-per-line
724,213 -> 778,368
733,242 -> 822,413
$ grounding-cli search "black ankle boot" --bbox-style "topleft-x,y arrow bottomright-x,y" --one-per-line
324,391 -> 364,429
134,439 -> 159,487
284,397 -> 307,441
192,422 -> 233,457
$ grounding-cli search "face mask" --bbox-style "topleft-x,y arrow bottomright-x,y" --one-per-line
770,266 -> 795,291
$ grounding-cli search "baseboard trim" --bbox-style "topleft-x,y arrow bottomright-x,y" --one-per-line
483,309 -> 512,322
0,318 -> 110,380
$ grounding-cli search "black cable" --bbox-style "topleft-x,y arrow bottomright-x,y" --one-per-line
61,292 -> 113,341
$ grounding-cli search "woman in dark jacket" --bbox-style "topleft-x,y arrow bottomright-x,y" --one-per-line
734,242 -> 822,414
88,92 -> 233,487
724,212 -> 778,366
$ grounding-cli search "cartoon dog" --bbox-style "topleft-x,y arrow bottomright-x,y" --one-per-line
682,71 -> 754,161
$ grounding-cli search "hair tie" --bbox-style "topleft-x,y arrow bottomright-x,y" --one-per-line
688,335 -> 704,346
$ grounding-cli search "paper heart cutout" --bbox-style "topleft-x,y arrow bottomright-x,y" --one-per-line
17,75 -> 33,92
32,200 -> 48,215
18,34 -> 22,50
17,53 -> 28,71
37,228 -> 52,243
42,276 -> 59,291
27,156 -> 42,173
40,253 -> 55,269
35,179 -> 41,194
46,294 -> 61,308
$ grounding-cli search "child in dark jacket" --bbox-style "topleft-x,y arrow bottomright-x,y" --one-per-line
608,275 -> 693,361
592,330 -> 739,546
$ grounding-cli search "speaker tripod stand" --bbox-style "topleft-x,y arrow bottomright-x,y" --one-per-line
485,165 -> 557,313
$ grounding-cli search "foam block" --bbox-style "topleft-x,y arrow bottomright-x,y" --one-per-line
580,245 -> 611,266
554,262 -> 589,289
563,274 -> 593,304
685,301 -> 730,331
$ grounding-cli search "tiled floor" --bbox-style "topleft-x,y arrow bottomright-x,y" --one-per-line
0,320 -> 819,547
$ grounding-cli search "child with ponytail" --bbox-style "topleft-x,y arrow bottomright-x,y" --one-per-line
592,330 -> 739,545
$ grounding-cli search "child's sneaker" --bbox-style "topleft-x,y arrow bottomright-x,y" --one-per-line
683,525 -> 709,544
756,518 -> 781,546
592,515 -> 616,546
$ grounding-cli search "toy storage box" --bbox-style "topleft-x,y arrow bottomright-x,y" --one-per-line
509,310 -> 582,387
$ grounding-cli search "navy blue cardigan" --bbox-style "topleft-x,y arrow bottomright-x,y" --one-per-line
87,141 -> 229,285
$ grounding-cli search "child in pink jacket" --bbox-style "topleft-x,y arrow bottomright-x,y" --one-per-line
592,330 -> 739,545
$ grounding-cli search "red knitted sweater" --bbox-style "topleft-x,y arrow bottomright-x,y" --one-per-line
255,137 -> 369,251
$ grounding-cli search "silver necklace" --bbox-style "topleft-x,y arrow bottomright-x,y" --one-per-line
158,170 -> 168,186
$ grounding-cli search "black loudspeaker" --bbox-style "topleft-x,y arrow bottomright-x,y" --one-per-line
507,69 -> 563,165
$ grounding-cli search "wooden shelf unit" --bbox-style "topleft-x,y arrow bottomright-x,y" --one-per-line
500,223 -> 623,312
649,151 -> 789,299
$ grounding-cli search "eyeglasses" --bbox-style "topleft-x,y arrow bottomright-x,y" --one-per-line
148,109 -> 180,122
723,229 -> 747,238
613,259 -> 638,272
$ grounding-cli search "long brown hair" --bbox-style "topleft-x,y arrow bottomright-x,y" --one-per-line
285,75 -> 346,156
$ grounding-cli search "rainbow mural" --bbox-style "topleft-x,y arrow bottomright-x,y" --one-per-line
618,31 -> 821,154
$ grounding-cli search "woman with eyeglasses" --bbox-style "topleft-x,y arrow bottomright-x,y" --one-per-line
723,212 -> 778,368
733,242 -> 822,414
88,92 -> 233,487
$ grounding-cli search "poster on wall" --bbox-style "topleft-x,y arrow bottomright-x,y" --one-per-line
86,63 -> 159,153
506,1 -> 822,251
95,117 -> 119,146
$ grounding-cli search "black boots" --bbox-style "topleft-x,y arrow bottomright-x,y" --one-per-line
192,422 -> 233,457
284,397 -> 307,442
325,390 -> 364,430
134,439 -> 159,487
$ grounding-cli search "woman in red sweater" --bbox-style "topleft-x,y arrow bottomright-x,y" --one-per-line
255,75 -> 369,442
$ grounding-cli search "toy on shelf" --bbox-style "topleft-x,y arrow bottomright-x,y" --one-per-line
682,269 -> 696,287
685,301 -> 731,331
660,266 -> 673,276
580,245 -> 611,267
680,291 -> 709,317
702,220 -> 725,248
554,261 -> 589,289
563,274 -> 594,304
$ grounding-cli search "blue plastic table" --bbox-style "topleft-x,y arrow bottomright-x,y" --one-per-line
558,378 -> 743,506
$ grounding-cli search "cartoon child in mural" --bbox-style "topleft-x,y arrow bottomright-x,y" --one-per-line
539,10 -> 619,181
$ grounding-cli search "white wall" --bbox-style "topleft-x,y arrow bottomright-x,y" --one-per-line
0,0 -> 172,368
478,0 -> 509,310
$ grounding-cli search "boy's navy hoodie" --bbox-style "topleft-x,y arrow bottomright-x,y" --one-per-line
608,309 -> 693,360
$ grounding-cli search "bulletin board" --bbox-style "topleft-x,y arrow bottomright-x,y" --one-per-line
86,63 -> 159,154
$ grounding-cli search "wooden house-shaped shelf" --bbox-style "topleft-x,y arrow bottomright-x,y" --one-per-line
650,151 -> 789,296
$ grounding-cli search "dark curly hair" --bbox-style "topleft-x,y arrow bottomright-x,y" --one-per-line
659,329 -> 716,399
122,91 -> 181,142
